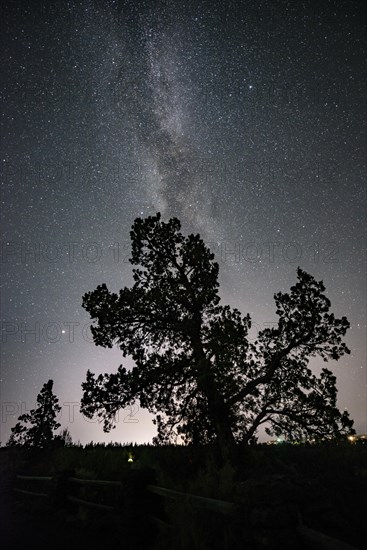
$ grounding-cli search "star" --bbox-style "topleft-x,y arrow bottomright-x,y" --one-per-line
0,0 -> 365,446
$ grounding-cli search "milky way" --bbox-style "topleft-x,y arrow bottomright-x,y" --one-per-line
1,0 -> 366,444
114,10 -> 221,236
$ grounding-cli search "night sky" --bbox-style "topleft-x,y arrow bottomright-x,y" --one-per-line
1,0 -> 366,445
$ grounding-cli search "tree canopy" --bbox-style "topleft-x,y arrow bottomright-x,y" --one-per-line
7,379 -> 61,448
81,213 -> 354,459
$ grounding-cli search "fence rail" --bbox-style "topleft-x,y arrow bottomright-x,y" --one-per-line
69,477 -> 122,488
68,495 -> 115,511
14,475 -> 52,497
147,484 -> 237,515
297,524 -> 359,550
17,475 -> 53,481
14,487 -> 49,497
13,473 -> 360,550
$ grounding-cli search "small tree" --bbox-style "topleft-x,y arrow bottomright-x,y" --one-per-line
53,427 -> 73,447
7,380 -> 61,448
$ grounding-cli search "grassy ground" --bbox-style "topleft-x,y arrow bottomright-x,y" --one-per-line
0,442 -> 366,549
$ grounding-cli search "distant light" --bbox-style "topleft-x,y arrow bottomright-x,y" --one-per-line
348,435 -> 356,442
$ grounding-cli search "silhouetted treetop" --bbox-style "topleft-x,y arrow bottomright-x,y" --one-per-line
7,379 -> 61,448
81,213 -> 354,462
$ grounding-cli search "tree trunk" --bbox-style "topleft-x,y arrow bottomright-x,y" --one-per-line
203,379 -> 238,466
191,328 -> 238,465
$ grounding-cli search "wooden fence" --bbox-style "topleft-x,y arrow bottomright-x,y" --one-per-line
13,472 -> 359,550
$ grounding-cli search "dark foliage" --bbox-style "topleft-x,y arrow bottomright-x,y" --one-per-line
7,380 -> 61,448
81,214 -> 354,460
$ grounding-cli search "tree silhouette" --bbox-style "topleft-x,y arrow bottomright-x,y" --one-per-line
53,427 -> 73,447
81,213 -> 354,461
7,380 -> 61,448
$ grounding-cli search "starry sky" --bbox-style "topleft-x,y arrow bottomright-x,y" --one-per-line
1,0 -> 366,445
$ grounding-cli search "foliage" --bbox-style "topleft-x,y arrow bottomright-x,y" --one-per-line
53,427 -> 73,447
1,442 -> 366,550
7,380 -> 61,448
80,213 -> 354,459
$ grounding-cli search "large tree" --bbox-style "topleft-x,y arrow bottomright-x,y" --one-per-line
7,380 -> 61,448
81,214 -> 354,460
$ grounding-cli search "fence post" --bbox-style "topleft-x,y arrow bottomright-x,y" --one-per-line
123,466 -> 157,545
51,469 -> 75,510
